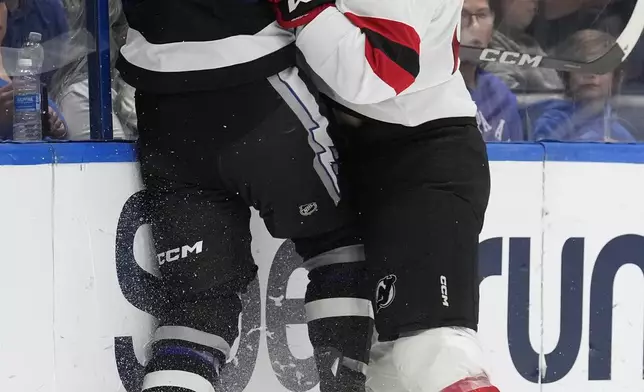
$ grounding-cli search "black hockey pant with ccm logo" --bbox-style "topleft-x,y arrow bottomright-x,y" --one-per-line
326,106 -> 491,342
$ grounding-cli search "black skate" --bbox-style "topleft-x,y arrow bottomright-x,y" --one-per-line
315,347 -> 369,392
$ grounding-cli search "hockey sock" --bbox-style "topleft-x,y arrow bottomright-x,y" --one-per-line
141,291 -> 239,392
304,249 -> 374,392
142,338 -> 225,392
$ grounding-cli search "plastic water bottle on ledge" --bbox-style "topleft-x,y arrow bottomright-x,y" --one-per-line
26,32 -> 44,70
13,32 -> 44,141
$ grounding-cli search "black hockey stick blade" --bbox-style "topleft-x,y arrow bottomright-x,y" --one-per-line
459,0 -> 644,74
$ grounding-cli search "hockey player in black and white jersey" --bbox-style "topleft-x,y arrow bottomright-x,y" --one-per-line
268,0 -> 499,391
116,1 -> 373,391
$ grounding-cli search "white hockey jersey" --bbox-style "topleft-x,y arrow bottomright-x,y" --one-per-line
296,0 -> 477,126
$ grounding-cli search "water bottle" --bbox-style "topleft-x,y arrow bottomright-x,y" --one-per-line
24,32 -> 44,69
13,32 -> 44,141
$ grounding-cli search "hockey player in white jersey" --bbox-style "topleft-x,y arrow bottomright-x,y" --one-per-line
268,0 -> 498,391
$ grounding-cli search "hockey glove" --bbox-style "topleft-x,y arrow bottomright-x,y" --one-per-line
268,0 -> 335,28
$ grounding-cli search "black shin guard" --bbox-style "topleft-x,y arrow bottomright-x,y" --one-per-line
304,259 -> 374,392
139,187 -> 254,392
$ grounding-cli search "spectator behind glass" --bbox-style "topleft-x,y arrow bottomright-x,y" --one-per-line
461,0 -> 524,142
2,0 -> 69,86
50,0 -> 136,140
529,0 -> 627,51
532,30 -> 635,142
0,0 -> 66,140
0,3 -> 8,80
483,0 -> 563,92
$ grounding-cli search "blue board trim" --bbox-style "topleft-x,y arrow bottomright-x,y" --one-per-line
543,142 -> 644,163
486,143 -> 544,162
0,141 -> 642,165
0,142 -> 136,165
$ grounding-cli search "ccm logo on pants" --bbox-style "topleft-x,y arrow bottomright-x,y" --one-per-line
157,241 -> 203,265
440,275 -> 449,307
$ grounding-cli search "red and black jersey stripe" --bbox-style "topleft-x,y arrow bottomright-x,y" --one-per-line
344,13 -> 421,95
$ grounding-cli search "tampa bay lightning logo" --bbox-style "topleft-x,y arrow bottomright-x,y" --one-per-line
375,274 -> 397,313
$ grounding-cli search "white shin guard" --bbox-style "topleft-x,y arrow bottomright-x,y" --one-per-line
367,327 -> 491,392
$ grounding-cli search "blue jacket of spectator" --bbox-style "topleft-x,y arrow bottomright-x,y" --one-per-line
4,0 -> 69,85
0,77 -> 66,140
468,68 -> 524,142
532,99 -> 635,142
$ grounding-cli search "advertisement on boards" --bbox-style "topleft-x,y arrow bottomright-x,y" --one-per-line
0,143 -> 642,392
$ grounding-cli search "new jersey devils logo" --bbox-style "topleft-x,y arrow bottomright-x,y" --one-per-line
375,274 -> 397,313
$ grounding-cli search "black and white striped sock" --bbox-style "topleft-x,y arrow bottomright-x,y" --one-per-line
303,245 -> 374,392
